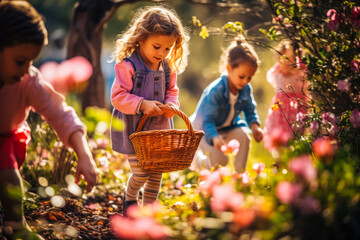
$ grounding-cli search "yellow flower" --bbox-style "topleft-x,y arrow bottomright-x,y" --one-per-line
271,104 -> 279,111
199,26 -> 209,39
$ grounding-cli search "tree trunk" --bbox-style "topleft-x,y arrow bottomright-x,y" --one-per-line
67,0 -> 124,111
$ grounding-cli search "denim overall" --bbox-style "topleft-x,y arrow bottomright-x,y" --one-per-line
111,51 -> 173,154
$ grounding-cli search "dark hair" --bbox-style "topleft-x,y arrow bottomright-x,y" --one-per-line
219,37 -> 260,73
0,0 -> 48,50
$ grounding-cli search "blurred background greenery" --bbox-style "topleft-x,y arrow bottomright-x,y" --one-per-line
29,0 -> 277,166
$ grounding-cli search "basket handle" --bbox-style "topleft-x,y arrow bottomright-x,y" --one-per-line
135,104 -> 195,136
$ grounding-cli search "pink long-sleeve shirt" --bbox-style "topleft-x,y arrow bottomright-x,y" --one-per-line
0,66 -> 85,147
111,61 -> 180,114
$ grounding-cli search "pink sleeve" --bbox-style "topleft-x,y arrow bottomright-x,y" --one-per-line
266,63 -> 279,89
111,62 -> 144,115
164,71 -> 180,107
24,68 -> 85,148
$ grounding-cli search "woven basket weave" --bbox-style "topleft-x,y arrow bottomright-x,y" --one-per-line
129,104 -> 204,173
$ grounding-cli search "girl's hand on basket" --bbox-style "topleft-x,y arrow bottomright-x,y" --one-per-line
141,100 -> 163,117
162,103 -> 177,118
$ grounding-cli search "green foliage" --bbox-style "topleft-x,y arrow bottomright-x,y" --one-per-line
265,0 -> 360,115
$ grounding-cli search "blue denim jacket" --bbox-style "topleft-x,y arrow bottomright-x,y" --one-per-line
190,75 -> 261,146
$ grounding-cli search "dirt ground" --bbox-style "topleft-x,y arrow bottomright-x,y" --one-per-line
0,187 -> 123,240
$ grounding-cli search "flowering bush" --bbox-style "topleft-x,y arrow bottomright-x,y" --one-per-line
108,1 -> 360,239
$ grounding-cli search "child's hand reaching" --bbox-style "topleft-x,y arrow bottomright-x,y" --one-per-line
212,136 -> 226,152
140,100 -> 163,117
75,152 -> 98,192
69,131 -> 98,192
251,123 -> 263,142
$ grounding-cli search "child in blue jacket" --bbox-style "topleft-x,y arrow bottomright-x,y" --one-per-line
190,39 -> 263,172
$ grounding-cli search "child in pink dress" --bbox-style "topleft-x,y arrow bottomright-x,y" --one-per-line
263,40 -> 308,151
0,1 -> 98,238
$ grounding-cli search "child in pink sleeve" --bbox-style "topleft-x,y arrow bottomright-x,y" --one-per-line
109,6 -> 189,216
0,1 -> 98,238
263,40 -> 308,151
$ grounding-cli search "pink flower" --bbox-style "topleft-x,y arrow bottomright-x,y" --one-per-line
127,202 -> 164,219
199,170 -> 222,195
40,56 -> 93,95
252,163 -> 265,175
86,203 -> 99,210
199,169 -> 211,182
350,109 -> 360,128
327,9 -> 339,31
40,61 -> 67,93
300,197 -> 320,215
337,80 -> 350,92
221,139 -> 240,155
328,124 -> 339,136
296,112 -> 307,122
321,112 -> 336,125
309,121 -> 319,135
351,6 -> 360,30
296,56 -> 308,71
98,156 -> 109,172
233,171 -> 252,185
266,127 -> 292,150
96,138 -> 109,149
233,208 -> 256,228
350,60 -> 360,72
276,181 -> 302,204
288,155 -> 317,183
210,184 -> 244,212
110,215 -> 168,240
218,167 -> 232,177
312,137 -> 336,159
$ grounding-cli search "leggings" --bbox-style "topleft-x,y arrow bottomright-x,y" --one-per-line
125,155 -> 163,205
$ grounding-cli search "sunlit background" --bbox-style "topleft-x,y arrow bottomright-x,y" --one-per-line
30,0 -> 278,167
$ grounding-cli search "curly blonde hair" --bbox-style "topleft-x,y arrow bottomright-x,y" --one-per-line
111,5 -> 190,74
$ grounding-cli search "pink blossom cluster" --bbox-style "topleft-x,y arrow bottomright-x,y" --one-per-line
199,169 -> 258,228
276,181 -> 302,204
350,6 -> 360,30
110,203 -> 168,240
288,155 -> 317,183
210,184 -> 244,212
350,109 -> 360,128
276,181 -> 320,215
337,80 -> 350,92
296,56 -> 308,71
199,169 -> 222,196
326,7 -> 359,31
312,137 -> 337,159
327,9 -> 340,31
40,56 -> 93,95
220,139 -> 240,155
252,163 -> 265,175
321,112 -> 339,135
264,127 -> 292,151
233,171 -> 252,185
309,120 -> 319,135
350,60 -> 360,72
111,215 -> 168,240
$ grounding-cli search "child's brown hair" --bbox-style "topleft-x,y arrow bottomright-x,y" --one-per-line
0,0 -> 48,50
219,37 -> 260,73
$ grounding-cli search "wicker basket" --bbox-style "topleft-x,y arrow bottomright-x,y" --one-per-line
129,104 -> 204,173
